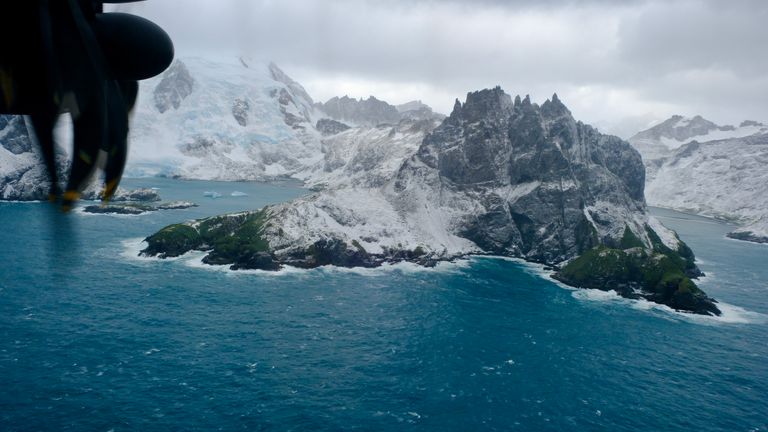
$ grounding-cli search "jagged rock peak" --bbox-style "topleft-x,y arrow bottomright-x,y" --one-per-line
450,98 -> 462,116
153,59 -> 194,113
451,87 -> 513,123
541,92 -> 571,119
317,94 -> 400,126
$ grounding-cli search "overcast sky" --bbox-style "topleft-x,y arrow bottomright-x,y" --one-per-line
114,0 -> 767,138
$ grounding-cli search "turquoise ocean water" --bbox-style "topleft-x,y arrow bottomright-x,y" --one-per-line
1,178 -> 766,431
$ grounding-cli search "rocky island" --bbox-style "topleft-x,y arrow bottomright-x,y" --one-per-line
141,87 -> 720,316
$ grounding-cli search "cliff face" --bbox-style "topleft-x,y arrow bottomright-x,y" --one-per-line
391,88 -> 647,264
141,87 -> 720,315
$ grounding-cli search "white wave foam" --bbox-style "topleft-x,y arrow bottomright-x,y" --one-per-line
570,287 -> 766,325
179,253 -> 314,277
120,238 -> 153,262
119,238 -> 194,263
138,247 -> 474,278
313,259 -> 471,277
0,200 -> 45,204
477,254 -> 764,326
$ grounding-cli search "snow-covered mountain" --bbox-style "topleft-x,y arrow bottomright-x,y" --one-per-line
629,116 -> 768,243
630,115 -> 767,180
142,88 -> 720,315
1,56 -> 445,201
0,115 -> 70,200
126,57 -> 446,184
126,57 -> 324,180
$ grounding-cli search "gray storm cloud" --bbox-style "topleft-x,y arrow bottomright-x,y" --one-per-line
115,0 -> 768,138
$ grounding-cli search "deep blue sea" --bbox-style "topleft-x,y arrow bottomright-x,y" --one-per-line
1,179 -> 766,431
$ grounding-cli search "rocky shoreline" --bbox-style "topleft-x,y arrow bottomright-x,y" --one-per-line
83,200 -> 197,215
726,231 -> 768,244
139,207 -> 720,316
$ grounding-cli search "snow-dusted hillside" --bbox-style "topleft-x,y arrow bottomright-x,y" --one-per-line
126,57 -> 446,186
126,57 -> 324,180
629,116 -> 768,243
630,115 -> 767,168
646,133 -> 768,222
299,118 -> 441,189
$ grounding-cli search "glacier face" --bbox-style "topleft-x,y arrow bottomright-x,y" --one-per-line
126,57 -> 324,180
629,116 -> 768,242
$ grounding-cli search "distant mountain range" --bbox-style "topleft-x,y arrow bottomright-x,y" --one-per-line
629,115 -> 768,243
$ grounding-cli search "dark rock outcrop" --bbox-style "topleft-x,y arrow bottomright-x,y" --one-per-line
232,98 -> 249,126
316,118 -> 351,136
83,201 -> 197,215
726,230 -> 768,244
154,60 -> 194,113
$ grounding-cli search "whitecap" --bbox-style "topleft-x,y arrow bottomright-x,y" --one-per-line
120,238 -> 152,262
569,286 -> 766,325
180,254 -> 310,277
120,238 -> 195,263
315,259 -> 471,276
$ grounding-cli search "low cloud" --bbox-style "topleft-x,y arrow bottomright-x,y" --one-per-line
116,0 -> 768,138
